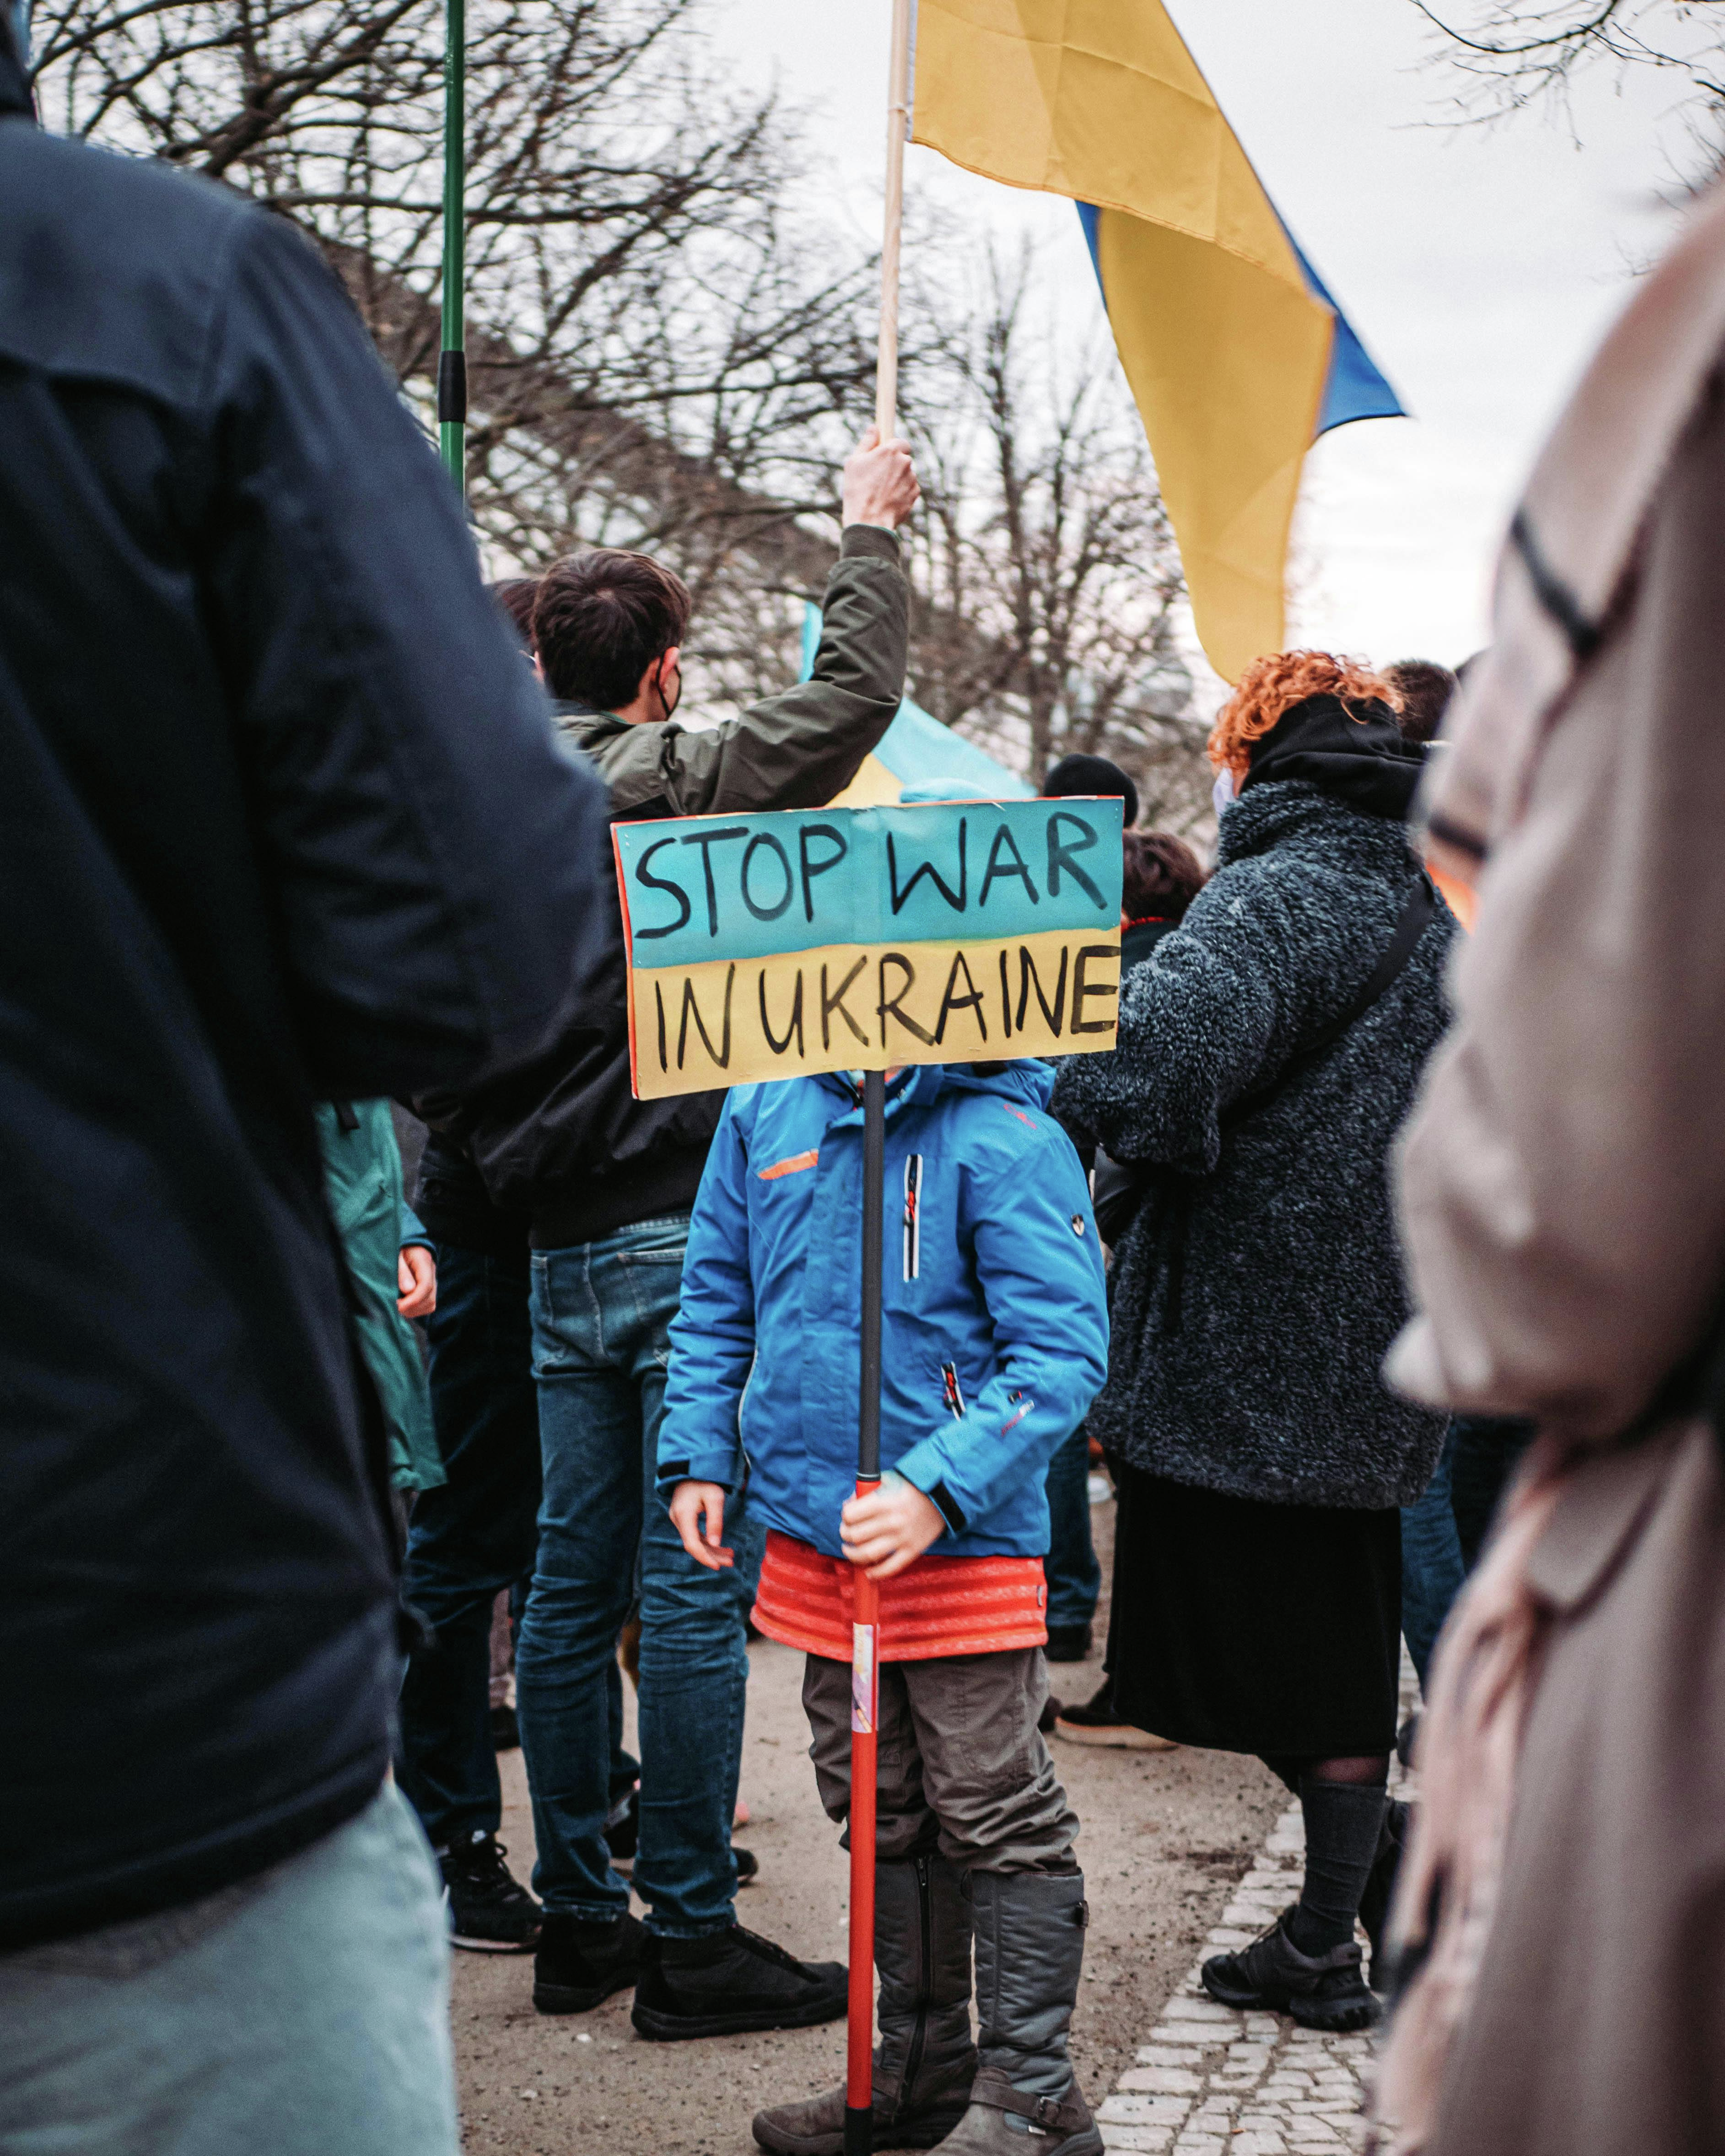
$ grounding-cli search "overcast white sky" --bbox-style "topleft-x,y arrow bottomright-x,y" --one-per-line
707,0 -> 1690,681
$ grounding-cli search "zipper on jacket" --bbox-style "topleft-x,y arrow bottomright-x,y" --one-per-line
903,1154 -> 922,1280
941,1362 -> 965,1418
900,1851 -> 933,2110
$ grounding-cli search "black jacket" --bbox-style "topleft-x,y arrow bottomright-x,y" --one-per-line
435,527 -> 910,1246
1052,780 -> 1454,1509
0,72 -> 610,1947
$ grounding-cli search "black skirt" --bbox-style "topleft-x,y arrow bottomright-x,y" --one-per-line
1107,1462 -> 1402,1758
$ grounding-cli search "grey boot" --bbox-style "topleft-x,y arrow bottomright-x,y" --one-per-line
753,1852 -> 975,2155
934,1870 -> 1102,2156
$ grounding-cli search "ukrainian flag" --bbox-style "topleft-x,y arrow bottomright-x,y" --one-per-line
797,602 -> 1036,805
910,0 -> 1402,682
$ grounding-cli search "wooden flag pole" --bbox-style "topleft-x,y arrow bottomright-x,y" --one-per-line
874,0 -> 913,439
846,13 -> 913,2154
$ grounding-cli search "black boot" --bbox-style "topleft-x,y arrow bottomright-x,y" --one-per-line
937,1870 -> 1102,2156
631,1922 -> 848,2042
753,1852 -> 975,2155
532,1909 -> 647,2013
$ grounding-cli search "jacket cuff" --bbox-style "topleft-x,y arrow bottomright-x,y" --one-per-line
656,1445 -> 740,1494
892,1443 -> 969,1533
839,524 -> 901,562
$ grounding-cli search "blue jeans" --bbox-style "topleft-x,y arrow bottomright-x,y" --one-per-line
1043,1424 -> 1102,1633
1400,1430 -> 1466,1691
519,1215 -> 764,1936
0,1785 -> 455,2156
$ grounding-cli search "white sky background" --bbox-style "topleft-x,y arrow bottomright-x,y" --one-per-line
705,0 -> 1691,681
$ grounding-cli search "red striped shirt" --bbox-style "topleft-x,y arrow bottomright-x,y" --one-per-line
753,1529 -> 1048,1662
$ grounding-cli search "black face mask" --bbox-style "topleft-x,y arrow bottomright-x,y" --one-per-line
654,657 -> 682,723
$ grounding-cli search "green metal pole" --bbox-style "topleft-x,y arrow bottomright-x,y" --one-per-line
438,0 -> 466,494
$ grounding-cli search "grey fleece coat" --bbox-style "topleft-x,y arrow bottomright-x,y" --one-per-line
1051,780 -> 1453,1509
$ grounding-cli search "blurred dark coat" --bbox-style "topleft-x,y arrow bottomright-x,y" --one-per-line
0,57 -> 609,1949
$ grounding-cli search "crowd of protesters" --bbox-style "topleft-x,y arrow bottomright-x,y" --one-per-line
8,13 -> 1725,2156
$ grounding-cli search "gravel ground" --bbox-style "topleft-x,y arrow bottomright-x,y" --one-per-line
450,1498 -> 1285,2155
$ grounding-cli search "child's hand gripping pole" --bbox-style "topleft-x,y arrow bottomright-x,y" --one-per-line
845,1068 -> 887,2156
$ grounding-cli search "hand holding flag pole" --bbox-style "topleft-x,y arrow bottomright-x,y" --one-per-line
845,13 -> 911,2149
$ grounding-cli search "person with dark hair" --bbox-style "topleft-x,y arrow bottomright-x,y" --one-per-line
436,426 -> 921,2038
1052,651 -> 1454,2032
1120,831 -> 1208,969
531,550 -> 693,712
0,19 -> 610,2149
1042,750 -> 1140,830
1385,658 -> 1458,747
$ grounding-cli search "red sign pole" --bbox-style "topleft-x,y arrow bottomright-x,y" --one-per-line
845,1069 -> 887,2156
849,0 -> 910,2137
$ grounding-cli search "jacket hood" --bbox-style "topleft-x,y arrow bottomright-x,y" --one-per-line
1214,773 -> 1419,873
1240,692 -> 1423,821
815,1060 -> 1054,1117
1,8 -> 32,117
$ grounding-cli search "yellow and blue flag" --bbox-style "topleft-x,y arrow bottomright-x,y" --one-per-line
798,603 -> 1037,805
909,0 -> 1402,682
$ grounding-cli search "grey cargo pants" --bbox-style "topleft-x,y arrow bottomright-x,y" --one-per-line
802,1648 -> 1079,1874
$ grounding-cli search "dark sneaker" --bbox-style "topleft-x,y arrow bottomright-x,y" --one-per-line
533,1910 -> 648,2013
1201,1908 -> 1379,2032
438,1831 -> 541,1953
735,1846 -> 759,1885
490,1702 -> 520,1751
632,1923 -> 848,2041
1043,1623 -> 1092,1663
1053,1681 -> 1176,1752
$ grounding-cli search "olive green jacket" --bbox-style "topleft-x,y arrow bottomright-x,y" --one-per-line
554,523 -> 907,816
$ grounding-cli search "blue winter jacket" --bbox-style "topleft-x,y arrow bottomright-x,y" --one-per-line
657,1061 -> 1108,1560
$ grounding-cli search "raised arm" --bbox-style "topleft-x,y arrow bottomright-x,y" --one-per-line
608,432 -> 917,819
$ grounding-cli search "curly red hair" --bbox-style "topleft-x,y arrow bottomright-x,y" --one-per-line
1208,650 -> 1396,781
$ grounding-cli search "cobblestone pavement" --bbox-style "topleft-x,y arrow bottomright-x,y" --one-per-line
1096,1669 -> 1417,2156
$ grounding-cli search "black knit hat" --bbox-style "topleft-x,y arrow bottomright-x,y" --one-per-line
1240,693 -> 1424,822
1042,753 -> 1138,829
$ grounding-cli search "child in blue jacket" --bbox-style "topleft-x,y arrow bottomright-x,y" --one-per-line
660,1058 -> 1109,2156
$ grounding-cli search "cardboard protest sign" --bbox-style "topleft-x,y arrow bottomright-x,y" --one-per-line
614,797 -> 1123,1099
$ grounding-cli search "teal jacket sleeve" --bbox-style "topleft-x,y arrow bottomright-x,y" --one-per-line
656,1098 -> 757,1495
891,1126 -> 1108,1540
